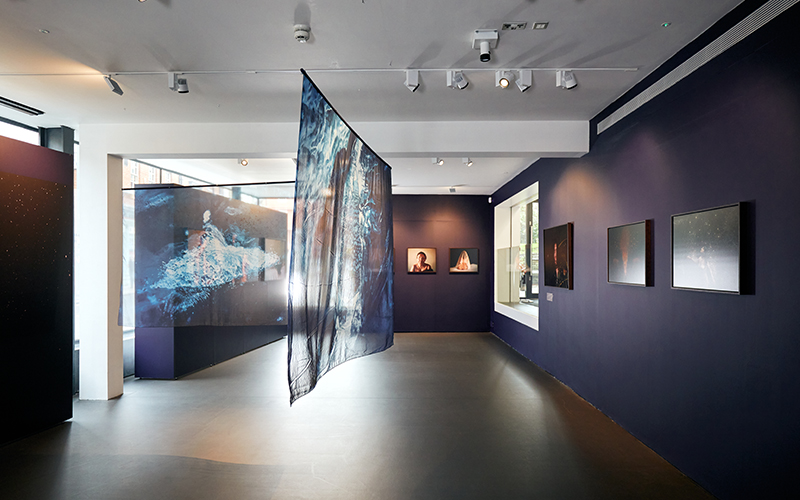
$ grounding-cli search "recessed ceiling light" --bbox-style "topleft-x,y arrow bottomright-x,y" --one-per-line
39,29 -> 50,34
662,22 -> 671,28
532,22 -> 549,30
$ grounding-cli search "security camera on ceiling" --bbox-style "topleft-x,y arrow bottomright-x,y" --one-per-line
472,29 -> 498,63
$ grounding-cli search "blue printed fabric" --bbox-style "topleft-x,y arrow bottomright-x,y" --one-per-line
288,74 -> 394,404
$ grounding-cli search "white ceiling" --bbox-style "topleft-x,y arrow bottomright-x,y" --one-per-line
1,0 -> 744,193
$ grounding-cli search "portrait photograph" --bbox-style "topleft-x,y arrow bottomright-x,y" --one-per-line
608,220 -> 652,286
449,248 -> 479,274
672,203 -> 740,293
407,247 -> 436,274
543,223 -> 573,289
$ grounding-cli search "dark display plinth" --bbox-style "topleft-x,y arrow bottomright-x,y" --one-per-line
135,325 -> 285,379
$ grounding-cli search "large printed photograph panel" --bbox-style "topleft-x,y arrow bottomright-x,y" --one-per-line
134,187 -> 289,327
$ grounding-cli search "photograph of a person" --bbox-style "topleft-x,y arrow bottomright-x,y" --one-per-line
672,203 -> 740,293
449,248 -> 479,273
407,248 -> 436,273
543,223 -> 573,289
608,220 -> 651,286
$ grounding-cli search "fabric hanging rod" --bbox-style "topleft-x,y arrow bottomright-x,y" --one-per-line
122,180 -> 295,191
0,67 -> 637,78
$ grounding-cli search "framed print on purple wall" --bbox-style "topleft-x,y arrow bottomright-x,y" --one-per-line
671,203 -> 741,294
543,223 -> 573,289
449,248 -> 478,274
407,247 -> 436,273
608,220 -> 652,286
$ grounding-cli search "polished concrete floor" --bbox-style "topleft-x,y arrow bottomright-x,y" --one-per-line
0,332 -> 715,500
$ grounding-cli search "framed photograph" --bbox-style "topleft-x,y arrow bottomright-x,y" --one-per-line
407,247 -> 436,274
449,248 -> 479,274
672,203 -> 741,294
543,223 -> 573,289
608,220 -> 652,286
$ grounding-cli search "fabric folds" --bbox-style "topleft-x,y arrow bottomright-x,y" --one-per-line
288,73 -> 394,404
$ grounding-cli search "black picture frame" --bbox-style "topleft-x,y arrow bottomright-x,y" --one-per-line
449,248 -> 479,274
608,220 -> 652,286
671,203 -> 741,294
407,247 -> 436,274
543,223 -> 573,289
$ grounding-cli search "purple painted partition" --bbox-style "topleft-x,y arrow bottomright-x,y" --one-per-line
393,195 -> 492,332
491,5 -> 800,499
0,135 -> 73,445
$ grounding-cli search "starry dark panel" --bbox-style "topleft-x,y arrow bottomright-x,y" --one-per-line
0,169 -> 73,445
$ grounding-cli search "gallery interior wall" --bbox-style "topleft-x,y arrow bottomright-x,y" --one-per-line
0,135 -> 74,445
393,195 -> 492,332
490,6 -> 800,499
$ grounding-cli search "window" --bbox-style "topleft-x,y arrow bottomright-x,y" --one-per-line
494,181 -> 539,330
0,119 -> 39,145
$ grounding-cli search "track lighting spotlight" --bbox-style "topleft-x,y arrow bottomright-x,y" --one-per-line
432,157 -> 444,166
516,70 -> 532,92
168,72 -> 189,93
446,71 -> 469,90
556,70 -> 577,89
405,70 -> 419,92
463,158 -> 473,167
495,71 -> 514,89
238,158 -> 249,167
472,29 -> 498,63
104,75 -> 123,96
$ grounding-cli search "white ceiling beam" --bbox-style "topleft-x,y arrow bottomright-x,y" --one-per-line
91,120 -> 589,160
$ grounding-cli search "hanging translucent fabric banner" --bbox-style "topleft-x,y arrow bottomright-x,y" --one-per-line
288,71 -> 394,404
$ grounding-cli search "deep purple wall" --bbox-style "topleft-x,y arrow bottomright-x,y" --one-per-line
491,6 -> 800,499
0,135 -> 73,445
393,195 -> 492,332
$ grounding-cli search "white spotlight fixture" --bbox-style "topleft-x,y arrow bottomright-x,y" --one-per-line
472,29 -> 498,63
462,157 -> 473,167
168,72 -> 189,93
405,70 -> 419,92
446,71 -> 469,90
556,70 -> 577,89
432,157 -> 444,166
238,158 -> 249,167
516,69 -> 532,92
104,75 -> 123,96
495,70 -> 514,88
294,24 -> 310,43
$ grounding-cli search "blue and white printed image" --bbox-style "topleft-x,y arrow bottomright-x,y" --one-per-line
134,187 -> 289,327
288,73 -> 394,403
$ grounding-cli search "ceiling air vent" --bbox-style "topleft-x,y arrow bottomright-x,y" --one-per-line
502,22 -> 528,30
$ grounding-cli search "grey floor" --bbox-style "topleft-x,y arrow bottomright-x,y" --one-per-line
0,332 -> 715,500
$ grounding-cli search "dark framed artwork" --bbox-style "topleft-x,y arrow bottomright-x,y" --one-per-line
543,223 -> 573,289
671,203 -> 741,294
449,248 -> 479,274
608,220 -> 652,286
407,247 -> 436,273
